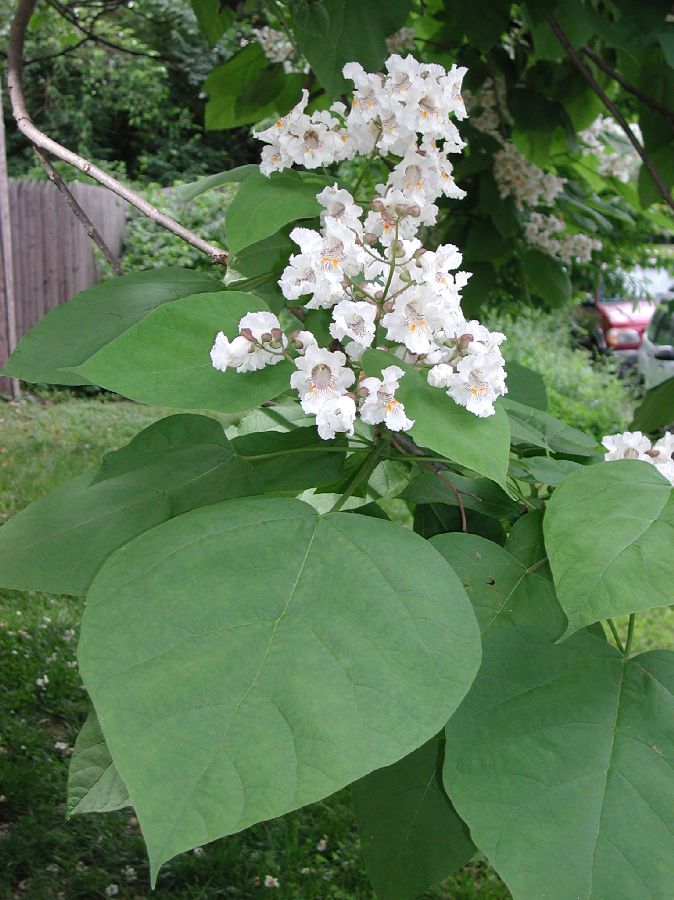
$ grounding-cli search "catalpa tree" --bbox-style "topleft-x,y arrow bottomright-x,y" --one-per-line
2,1 -> 673,899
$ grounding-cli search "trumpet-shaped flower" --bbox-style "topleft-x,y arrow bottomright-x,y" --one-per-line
316,395 -> 357,439
360,366 -> 414,431
290,346 -> 355,413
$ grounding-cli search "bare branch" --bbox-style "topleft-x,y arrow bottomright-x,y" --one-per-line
33,147 -> 123,275
7,0 -> 229,266
581,45 -> 674,132
46,0 -> 163,60
548,15 -> 674,212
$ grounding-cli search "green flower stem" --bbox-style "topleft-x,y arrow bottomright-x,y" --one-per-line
623,613 -> 636,658
330,434 -> 391,512
607,618 -> 625,653
380,221 -> 400,304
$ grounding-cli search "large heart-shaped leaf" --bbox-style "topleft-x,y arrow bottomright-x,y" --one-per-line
67,710 -> 130,817
352,736 -> 475,900
630,375 -> 674,432
231,427 -> 347,491
78,497 -> 481,879
74,292 -> 292,413
544,459 -> 674,637
504,399 -> 598,456
433,534 -> 674,900
0,414 -> 258,595
363,350 -> 511,489
3,268 -> 224,386
226,170 -> 331,255
291,0 -> 411,97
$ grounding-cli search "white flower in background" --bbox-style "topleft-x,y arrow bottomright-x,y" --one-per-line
263,875 -> 280,889
602,430 -> 674,485
329,299 -> 377,346
252,26 -> 294,65
580,116 -> 640,183
35,674 -> 49,688
386,27 -> 416,53
524,212 -> 602,264
290,346 -> 355,413
316,395 -> 357,439
602,431 -> 652,461
360,366 -> 414,431
494,142 -> 564,209
291,330 -> 318,354
211,311 -> 286,374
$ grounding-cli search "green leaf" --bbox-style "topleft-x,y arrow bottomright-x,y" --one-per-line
505,361 -> 548,410
414,504 -> 506,543
464,219 -> 509,262
3,269 -> 224,386
522,249 -> 572,306
456,0 -> 510,51
403,472 -> 519,519
353,736 -> 475,900
363,349 -> 511,490
231,427 -> 347,491
78,497 -> 481,879
544,459 -> 674,637
437,534 -> 674,900
637,145 -> 674,207
430,532 -> 563,635
74,292 -> 292,414
630,375 -> 674,431
504,399 -> 598,456
0,414 -> 258,595
204,44 -> 304,130
226,170 -> 329,255
435,533 -> 674,899
190,0 -> 234,45
291,0 -> 411,97
67,710 -> 130,817
178,165 -> 258,202
511,455 -> 584,486
505,510 -> 547,567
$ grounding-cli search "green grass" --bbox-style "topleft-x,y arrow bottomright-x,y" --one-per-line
1,396 -> 672,899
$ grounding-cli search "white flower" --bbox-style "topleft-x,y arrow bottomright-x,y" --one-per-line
360,365 -> 414,431
211,311 -> 287,374
386,27 -> 416,53
315,836 -> 329,852
602,431 -> 652,462
652,432 -> 674,462
53,741 -> 69,752
292,330 -> 318,354
438,351 -> 507,417
290,346 -> 355,413
381,288 -> 442,355
104,886 -> 119,898
316,185 -> 363,230
316,396 -> 357,440
264,875 -> 280,888
35,674 -> 49,688
329,299 -> 377,346
122,866 -> 138,883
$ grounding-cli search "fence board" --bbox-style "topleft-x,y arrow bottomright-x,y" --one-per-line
0,179 -> 127,395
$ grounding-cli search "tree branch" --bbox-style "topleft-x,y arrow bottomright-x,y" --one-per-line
34,147 -> 123,275
548,15 -> 674,212
581,45 -> 674,132
7,0 -> 228,266
46,0 -> 162,60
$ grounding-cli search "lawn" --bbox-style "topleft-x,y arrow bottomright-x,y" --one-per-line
1,396 -> 672,900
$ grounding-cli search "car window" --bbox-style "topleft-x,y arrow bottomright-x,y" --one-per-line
653,307 -> 674,346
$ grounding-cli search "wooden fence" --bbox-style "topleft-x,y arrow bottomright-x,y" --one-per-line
0,179 -> 127,395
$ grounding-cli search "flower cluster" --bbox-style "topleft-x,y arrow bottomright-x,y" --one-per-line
252,26 -> 307,73
386,27 -> 417,53
212,55 -> 508,439
603,431 -> 674,485
493,142 -> 565,210
580,116 -> 640,184
524,212 -> 603,264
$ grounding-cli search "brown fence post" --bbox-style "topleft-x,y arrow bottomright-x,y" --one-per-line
0,80 -> 20,399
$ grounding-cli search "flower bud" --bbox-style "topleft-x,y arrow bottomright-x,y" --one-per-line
270,327 -> 283,342
374,290 -> 384,300
260,331 -> 273,344
399,269 -> 412,283
269,339 -> 283,349
413,248 -> 427,259
363,232 -> 379,246
394,240 -> 405,257
239,327 -> 255,342
458,332 -> 474,350
370,197 -> 385,212
407,203 -> 421,218
382,299 -> 395,313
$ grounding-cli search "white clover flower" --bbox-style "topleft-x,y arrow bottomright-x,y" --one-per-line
211,311 -> 287,374
360,366 -> 414,431
329,299 -> 377,346
315,395 -> 357,440
602,431 -> 652,461
290,346 -> 355,413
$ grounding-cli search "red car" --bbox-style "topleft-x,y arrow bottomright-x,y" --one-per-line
574,295 -> 657,359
